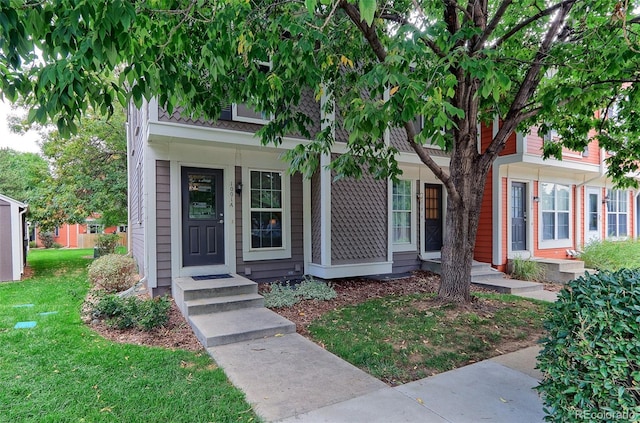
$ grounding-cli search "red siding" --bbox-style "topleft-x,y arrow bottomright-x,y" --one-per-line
474,168 -> 493,264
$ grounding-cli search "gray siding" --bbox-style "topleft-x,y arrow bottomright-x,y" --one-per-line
392,251 -> 421,274
235,167 -> 305,282
389,126 -> 451,159
331,166 -> 387,264
158,89 -> 320,139
311,170 -> 322,264
155,160 -> 172,294
128,101 -> 147,279
0,200 -> 12,282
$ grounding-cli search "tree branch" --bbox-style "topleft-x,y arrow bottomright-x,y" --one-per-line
481,0 -> 577,169
494,0 -> 574,48
473,0 -> 513,52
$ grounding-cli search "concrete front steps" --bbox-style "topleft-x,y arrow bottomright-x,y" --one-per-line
173,275 -> 295,347
422,259 -> 544,294
529,258 -> 596,283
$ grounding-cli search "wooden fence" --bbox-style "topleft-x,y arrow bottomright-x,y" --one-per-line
77,233 -> 127,249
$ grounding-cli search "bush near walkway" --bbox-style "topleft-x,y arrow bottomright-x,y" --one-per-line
537,269 -> 640,422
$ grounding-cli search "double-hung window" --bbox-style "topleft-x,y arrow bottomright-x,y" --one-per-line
392,179 -> 414,249
607,189 -> 628,238
243,169 -> 291,261
540,183 -> 570,245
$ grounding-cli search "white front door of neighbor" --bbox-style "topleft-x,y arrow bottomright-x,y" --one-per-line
585,187 -> 601,244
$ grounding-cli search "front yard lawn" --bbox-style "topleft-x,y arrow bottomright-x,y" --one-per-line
0,249 -> 258,423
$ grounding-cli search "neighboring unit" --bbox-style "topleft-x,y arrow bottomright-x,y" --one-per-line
477,120 -> 637,272
0,194 -> 28,282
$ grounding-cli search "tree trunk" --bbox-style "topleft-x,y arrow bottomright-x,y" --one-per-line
438,164 -> 487,303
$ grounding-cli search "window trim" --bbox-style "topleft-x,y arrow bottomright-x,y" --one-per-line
231,61 -> 273,125
538,182 -> 572,249
242,168 -> 291,261
392,179 -> 417,252
606,189 -> 629,240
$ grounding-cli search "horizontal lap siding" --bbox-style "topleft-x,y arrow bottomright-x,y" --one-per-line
392,251 -> 420,274
129,102 -> 146,279
236,168 -> 305,282
156,160 -> 172,292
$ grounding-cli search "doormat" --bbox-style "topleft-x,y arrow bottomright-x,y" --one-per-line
14,321 -> 37,329
192,274 -> 232,281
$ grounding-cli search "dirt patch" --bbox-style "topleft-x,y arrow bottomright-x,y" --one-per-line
86,271 -> 553,363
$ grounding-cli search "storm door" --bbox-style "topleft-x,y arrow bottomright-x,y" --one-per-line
511,182 -> 527,251
424,184 -> 443,251
181,167 -> 224,266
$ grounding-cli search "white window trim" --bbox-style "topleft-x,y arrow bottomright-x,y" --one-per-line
606,189 -> 629,240
231,103 -> 273,125
392,179 -> 417,252
232,61 -> 273,125
538,182 -> 572,249
242,168 -> 291,261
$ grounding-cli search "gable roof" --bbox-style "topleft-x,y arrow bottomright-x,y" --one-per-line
0,193 -> 27,209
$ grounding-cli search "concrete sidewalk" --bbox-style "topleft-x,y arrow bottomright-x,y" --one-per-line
208,334 -> 545,423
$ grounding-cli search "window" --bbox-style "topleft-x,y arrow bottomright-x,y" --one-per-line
540,183 -> 570,242
53,227 -> 59,237
118,225 -> 128,233
250,170 -> 283,249
243,168 -> 291,261
88,223 -> 102,234
392,180 -> 413,244
607,189 -> 628,238
224,62 -> 273,124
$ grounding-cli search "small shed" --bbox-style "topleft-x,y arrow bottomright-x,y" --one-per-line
0,194 -> 28,282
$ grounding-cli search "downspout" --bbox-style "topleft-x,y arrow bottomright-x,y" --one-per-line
19,205 -> 28,275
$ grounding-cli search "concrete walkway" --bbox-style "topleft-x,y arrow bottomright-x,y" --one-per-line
206,289 -> 555,422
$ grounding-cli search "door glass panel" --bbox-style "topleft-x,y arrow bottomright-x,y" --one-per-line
588,193 -> 598,231
188,174 -> 216,219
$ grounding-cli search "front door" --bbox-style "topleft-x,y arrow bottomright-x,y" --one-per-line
585,187 -> 601,243
424,184 -> 443,252
181,167 -> 224,267
511,182 -> 527,251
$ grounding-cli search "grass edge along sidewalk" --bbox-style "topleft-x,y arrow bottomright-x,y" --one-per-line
0,249 -> 259,423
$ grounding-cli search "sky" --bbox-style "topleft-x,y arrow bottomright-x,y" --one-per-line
0,100 -> 41,153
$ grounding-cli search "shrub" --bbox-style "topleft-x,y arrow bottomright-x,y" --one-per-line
52,242 -> 62,249
509,256 -> 546,281
296,277 -> 337,301
537,269 -> 640,422
38,231 -> 54,249
28,241 -> 36,249
88,254 -> 137,293
580,239 -> 640,271
92,294 -> 171,331
263,282 -> 300,308
263,277 -> 337,308
95,233 -> 121,257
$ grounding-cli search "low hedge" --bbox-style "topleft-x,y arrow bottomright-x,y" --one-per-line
537,269 -> 640,422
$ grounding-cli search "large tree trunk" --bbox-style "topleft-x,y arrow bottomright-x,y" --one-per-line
438,149 -> 489,303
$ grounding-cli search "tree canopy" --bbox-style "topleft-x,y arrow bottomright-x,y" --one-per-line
0,148 -> 48,202
2,0 -> 639,301
27,107 -> 128,230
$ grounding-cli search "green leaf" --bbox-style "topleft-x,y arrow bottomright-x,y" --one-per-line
305,0 -> 317,16
358,0 -> 376,25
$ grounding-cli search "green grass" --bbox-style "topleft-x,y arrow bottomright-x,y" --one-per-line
308,292 -> 548,385
1,249 -> 258,423
580,239 -> 640,271
509,256 -> 546,281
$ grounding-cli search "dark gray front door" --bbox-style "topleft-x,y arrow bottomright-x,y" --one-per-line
425,184 -> 443,252
511,182 -> 527,251
181,167 -> 224,266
